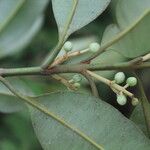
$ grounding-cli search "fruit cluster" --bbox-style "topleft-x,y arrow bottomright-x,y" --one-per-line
114,72 -> 138,106
69,74 -> 82,88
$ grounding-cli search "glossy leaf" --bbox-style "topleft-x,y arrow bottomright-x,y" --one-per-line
0,0 -> 49,58
52,0 -> 111,38
30,92 -> 150,150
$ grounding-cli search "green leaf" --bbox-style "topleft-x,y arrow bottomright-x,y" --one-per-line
100,24 -> 127,56
52,0 -> 111,38
30,92 -> 150,150
1,110 -> 42,150
0,77 -> 34,113
116,0 -> 150,28
102,0 -> 150,58
0,140 -> 18,150
0,0 -> 49,58
0,76 -> 74,113
130,104 -> 148,137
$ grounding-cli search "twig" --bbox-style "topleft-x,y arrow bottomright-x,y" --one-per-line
50,48 -> 89,67
142,52 -> 150,62
86,70 -> 135,99
0,61 -> 150,77
52,74 -> 76,91
81,71 -> 99,98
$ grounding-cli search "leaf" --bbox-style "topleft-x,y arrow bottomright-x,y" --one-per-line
101,24 -> 126,56
0,77 -> 34,113
52,0 -> 111,38
0,0 -> 49,58
30,92 -> 150,150
0,140 -> 18,150
116,0 -> 150,28
102,0 -> 150,58
130,104 -> 148,137
0,76 -> 74,113
1,110 -> 42,149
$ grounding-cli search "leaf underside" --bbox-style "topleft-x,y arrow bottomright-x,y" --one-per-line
30,92 -> 150,150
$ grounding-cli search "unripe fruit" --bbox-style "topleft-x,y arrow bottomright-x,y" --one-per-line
116,94 -> 127,106
74,82 -> 81,88
114,72 -> 125,84
72,74 -> 82,82
131,98 -> 139,106
63,41 -> 73,52
89,42 -> 100,53
126,77 -> 137,87
68,79 -> 74,83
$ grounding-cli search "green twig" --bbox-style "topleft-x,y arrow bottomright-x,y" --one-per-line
0,66 -> 42,77
46,61 -> 150,74
0,61 -> 150,77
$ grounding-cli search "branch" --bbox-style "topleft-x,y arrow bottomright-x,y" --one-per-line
0,61 -> 150,77
0,76 -> 104,150
46,61 -> 150,74
0,66 -> 42,77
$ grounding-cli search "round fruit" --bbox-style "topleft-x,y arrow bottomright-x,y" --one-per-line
131,98 -> 139,106
114,72 -> 125,84
74,82 -> 81,88
116,94 -> 127,106
126,77 -> 137,87
89,42 -> 100,53
72,74 -> 82,82
63,41 -> 73,52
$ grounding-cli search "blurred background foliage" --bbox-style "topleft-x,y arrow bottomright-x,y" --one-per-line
0,0 -> 149,150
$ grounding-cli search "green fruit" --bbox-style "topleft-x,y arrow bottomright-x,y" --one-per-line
72,74 -> 82,82
116,94 -> 127,106
89,42 -> 100,52
63,41 -> 73,52
114,72 -> 125,84
74,82 -> 81,88
126,77 -> 137,87
131,98 -> 139,106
